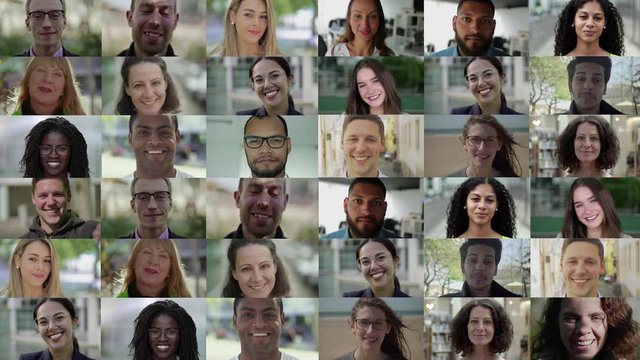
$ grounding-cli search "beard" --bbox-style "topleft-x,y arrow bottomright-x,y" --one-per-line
345,211 -> 384,238
454,28 -> 493,56
247,154 -> 288,178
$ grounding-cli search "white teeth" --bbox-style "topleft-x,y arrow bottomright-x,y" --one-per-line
156,346 -> 169,351
572,279 -> 588,284
478,88 -> 492,96
253,213 -> 270,219
46,162 -> 61,167
252,333 -> 269,337
249,283 -> 266,289
353,156 -> 369,161
144,32 -> 162,38
49,333 -> 63,341
265,90 -> 278,98
370,272 -> 384,280
368,94 -> 380,101
576,339 -> 594,346
585,214 -> 598,221
147,150 -> 163,154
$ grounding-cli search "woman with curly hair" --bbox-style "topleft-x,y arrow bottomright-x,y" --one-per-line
326,0 -> 395,56
450,299 -> 513,359
449,115 -> 522,177
533,298 -> 640,360
446,177 -> 517,238
335,297 -> 410,360
554,0 -> 624,56
345,58 -> 402,114
116,57 -> 180,115
556,116 -> 620,177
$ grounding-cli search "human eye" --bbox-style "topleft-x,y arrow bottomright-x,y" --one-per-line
353,13 -> 363,20
461,16 -> 471,23
37,319 -> 49,327
45,258 -> 52,264
375,254 -> 388,262
263,311 -> 277,321
29,256 -> 38,262
240,311 -> 255,319
480,18 -> 492,25
469,318 -> 479,324
159,6 -> 173,16
575,75 -> 587,82
54,314 -> 66,322
466,75 -> 478,83
139,5 -> 154,14
253,76 -> 264,85
372,200 -> 384,208
352,198 -> 363,205
152,79 -> 163,87
484,258 -> 494,265
575,135 -> 585,141
359,258 -> 371,267
269,72 -> 281,81
136,129 -> 149,137
470,196 -> 480,202
369,13 -> 379,21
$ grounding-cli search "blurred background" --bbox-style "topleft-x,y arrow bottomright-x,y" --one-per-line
101,115 -> 207,178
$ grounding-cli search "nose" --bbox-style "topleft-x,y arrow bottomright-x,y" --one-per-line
149,130 -> 161,145
256,191 -> 270,208
475,261 -> 486,270
147,196 -> 158,209
148,9 -> 161,25
469,19 -> 479,33
41,14 -> 53,27
575,319 -> 592,335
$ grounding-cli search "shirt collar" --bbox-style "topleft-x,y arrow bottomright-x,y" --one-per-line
30,45 -> 64,57
134,226 -> 170,239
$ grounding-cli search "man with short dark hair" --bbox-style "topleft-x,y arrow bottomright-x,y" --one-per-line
441,239 -> 522,297
118,0 -> 179,56
341,115 -> 387,178
17,0 -> 77,56
432,0 -> 508,56
560,238 -> 605,297
321,178 -> 397,239
23,178 -> 98,239
559,57 -> 624,115
243,115 -> 291,178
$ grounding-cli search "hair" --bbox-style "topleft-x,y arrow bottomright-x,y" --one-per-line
459,239 -> 502,265
561,238 -> 604,261
553,0 -> 624,56
463,57 -> 508,108
222,239 -> 290,297
561,178 -> 622,237
116,57 -> 180,115
12,57 -> 86,115
355,239 -> 401,291
32,177 -> 71,198
211,0 -> 281,56
348,177 -> 386,198
533,298 -> 640,359
446,177 -> 517,238
32,298 -> 79,351
233,297 -> 284,315
567,56 -> 613,85
249,57 -> 295,110
346,58 -> 402,114
350,298 -> 410,360
25,0 -> 66,16
457,0 -> 495,17
113,239 -> 192,297
128,299 -> 200,360
461,115 -> 522,177
556,115 -> 620,173
342,114 -> 385,140
450,299 -> 513,357
243,115 -> 288,137
1,239 -> 63,298
237,177 -> 287,194
20,117 -> 90,178
130,177 -> 172,197
337,0 -> 395,56
128,114 -> 179,133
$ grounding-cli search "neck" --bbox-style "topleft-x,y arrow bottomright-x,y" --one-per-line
135,165 -> 177,178
137,225 -> 168,239
253,170 -> 286,178
478,99 -> 502,115
465,346 -> 497,360
372,281 -> 395,297
237,41 -> 261,56
242,224 -> 276,239
134,43 -> 166,57
49,341 -> 74,360
468,283 -> 492,297
466,165 -> 495,177
264,101 -> 289,116
30,99 -> 59,115
572,41 -> 607,56
575,102 -> 600,115
574,162 -> 604,177
40,212 -> 67,234
369,105 -> 384,115
587,226 -> 603,238
239,349 -> 281,360
136,281 -> 163,297
32,43 -> 60,57
355,347 -> 384,360
22,282 -> 44,297
346,167 -> 378,178
464,222 -> 499,238
348,39 -> 374,56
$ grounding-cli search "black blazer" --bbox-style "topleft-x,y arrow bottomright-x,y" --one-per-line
19,349 -> 94,360
119,227 -> 186,239
343,287 -> 410,297
15,46 -> 78,56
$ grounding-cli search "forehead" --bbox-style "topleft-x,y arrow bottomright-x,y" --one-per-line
576,122 -> 599,134
563,241 -> 601,259
577,0 -> 604,14
134,178 -> 170,193
237,298 -> 280,312
574,62 -> 604,76
469,305 -> 492,318
468,183 -> 496,196
351,0 -> 378,13
245,117 -> 286,136
235,244 -> 272,262
32,61 -> 62,72
133,116 -> 175,130
467,59 -> 498,74
359,241 -> 389,257
573,185 -> 596,200
466,244 -> 495,258
24,240 -> 51,253
467,123 -> 498,137
458,1 -> 493,16
41,131 -> 70,144
138,241 -> 169,253
29,0 -> 63,11
355,305 -> 386,319
350,183 -> 385,198
37,301 -> 68,318
129,63 -> 163,81
134,0 -> 176,9
356,67 -> 377,81
150,313 -> 178,327
344,119 -> 381,137
560,298 -> 604,314
242,178 -> 285,191
253,60 -> 283,75
238,0 -> 267,12
34,178 -> 65,193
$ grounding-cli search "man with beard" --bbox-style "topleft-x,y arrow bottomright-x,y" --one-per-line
321,178 -> 397,239
432,0 -> 508,56
243,115 -> 291,178
118,0 -> 179,56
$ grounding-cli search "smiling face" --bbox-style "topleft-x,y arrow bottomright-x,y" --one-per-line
570,62 -> 606,114
465,183 -> 498,228
39,131 -> 70,178
16,240 -> 52,295
342,119 -> 385,177
357,241 -> 397,293
467,306 -> 495,348
234,178 -> 288,239
561,241 -> 604,297
344,183 -> 387,238
233,298 -> 284,356
230,0 -> 268,50
574,1 -> 605,47
573,186 -> 604,233
466,59 -> 504,108
463,123 -> 502,171
350,305 -> 390,352
26,0 -> 66,54
559,298 -> 607,359
35,301 -> 77,354
126,62 -> 167,116
452,1 -> 495,56
461,244 -> 497,295
232,244 -> 277,298
131,178 -> 173,233
251,59 -> 291,111
128,115 -> 179,176
31,178 -> 69,234
28,61 -> 65,112
356,67 -> 386,114
148,314 -> 180,360
134,242 -> 171,291
244,116 -> 290,178
126,0 -> 179,56
348,0 -> 380,44
573,122 -> 601,167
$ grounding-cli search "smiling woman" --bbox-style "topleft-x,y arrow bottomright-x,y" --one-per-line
1,238 -> 62,298
346,58 -> 402,115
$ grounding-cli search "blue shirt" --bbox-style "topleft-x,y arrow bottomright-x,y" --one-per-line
431,45 -> 509,57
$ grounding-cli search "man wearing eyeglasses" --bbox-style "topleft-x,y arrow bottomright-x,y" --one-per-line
18,0 -> 77,56
243,115 -> 291,178
23,178 -> 99,239
120,178 -> 186,239
118,0 -> 179,56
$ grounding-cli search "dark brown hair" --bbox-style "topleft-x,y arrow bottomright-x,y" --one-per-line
346,58 -> 401,114
556,116 -> 620,173
350,298 -> 409,359
116,57 -> 180,115
450,299 -> 513,357
561,178 -> 622,237
462,115 -> 522,176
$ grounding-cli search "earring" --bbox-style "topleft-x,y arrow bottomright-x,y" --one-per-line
571,24 -> 575,27
495,208 -> 498,212
463,206 -> 467,209
231,21 -> 235,25
604,26 -> 606,28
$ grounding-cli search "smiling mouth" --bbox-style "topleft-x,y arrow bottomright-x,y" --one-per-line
584,214 -> 599,222
156,345 -> 170,351
251,332 -> 271,337
477,87 -> 492,97
352,155 -> 371,162
370,271 -> 385,280
367,94 -> 381,101
146,150 -> 166,155
48,332 -> 63,341
249,30 -> 262,36
263,89 -> 279,100
46,161 -> 62,167
38,86 -> 52,93
143,31 -> 164,42
571,278 -> 590,284
144,268 -> 159,274
575,339 -> 595,347
359,29 -> 372,36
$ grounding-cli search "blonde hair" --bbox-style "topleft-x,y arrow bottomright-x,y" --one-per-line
1,239 -> 63,298
113,239 -> 192,297
12,57 -> 86,115
210,0 -> 281,56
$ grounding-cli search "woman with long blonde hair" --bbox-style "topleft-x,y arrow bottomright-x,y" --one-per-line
113,239 -> 192,297
1,238 -> 63,297
210,0 -> 282,56
11,57 -> 86,115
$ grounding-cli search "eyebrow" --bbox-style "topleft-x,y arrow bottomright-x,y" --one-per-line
135,124 -> 173,130
27,252 -> 51,258
467,253 -> 495,258
469,192 -> 495,198
575,71 -> 604,76
37,311 -> 66,321
574,196 -> 597,204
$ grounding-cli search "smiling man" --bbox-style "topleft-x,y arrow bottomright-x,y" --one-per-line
124,115 -> 193,179
120,178 -> 185,239
232,298 -> 300,360
341,115 -> 387,178
23,178 -> 98,239
18,0 -> 77,56
243,115 -> 291,178
561,238 -> 605,297
442,239 -> 521,297
559,57 -> 624,115
118,0 -> 179,56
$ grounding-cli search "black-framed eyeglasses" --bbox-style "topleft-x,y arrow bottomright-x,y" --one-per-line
29,10 -> 65,22
133,191 -> 171,203
39,145 -> 70,155
466,136 -> 499,148
244,135 -> 288,149
148,328 -> 179,339
354,318 -> 388,331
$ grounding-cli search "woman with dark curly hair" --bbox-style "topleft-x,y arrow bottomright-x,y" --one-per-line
554,0 -> 624,56
533,298 -> 640,360
345,58 -> 402,115
450,299 -> 513,359
20,117 -> 90,178
116,57 -> 180,115
556,116 -> 620,177
449,115 -> 522,177
446,177 -> 517,238
335,297 -> 410,360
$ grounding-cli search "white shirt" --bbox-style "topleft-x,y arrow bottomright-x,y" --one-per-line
122,168 -> 194,180
229,352 -> 300,360
326,42 -> 382,56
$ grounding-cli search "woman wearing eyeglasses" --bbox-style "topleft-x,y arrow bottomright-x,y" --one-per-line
335,298 -> 409,360
343,239 -> 410,298
112,239 -> 192,298
236,57 -> 302,116
449,115 -> 522,177
128,299 -> 200,360
451,57 -> 523,115
20,117 -> 90,178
